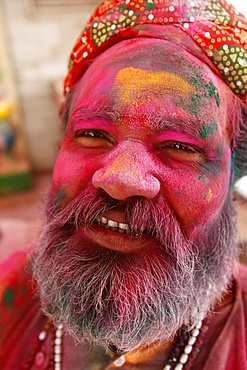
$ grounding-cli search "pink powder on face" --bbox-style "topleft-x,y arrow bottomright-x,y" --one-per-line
92,141 -> 161,200
156,130 -> 221,159
52,38 -> 232,233
52,129 -> 102,199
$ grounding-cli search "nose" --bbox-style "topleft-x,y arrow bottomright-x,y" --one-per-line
92,143 -> 160,200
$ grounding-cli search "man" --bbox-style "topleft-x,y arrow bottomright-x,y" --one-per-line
1,0 -> 247,369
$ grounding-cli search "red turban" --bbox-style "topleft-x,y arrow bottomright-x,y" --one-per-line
64,0 -> 247,104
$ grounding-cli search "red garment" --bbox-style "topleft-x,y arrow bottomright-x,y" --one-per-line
0,250 -> 247,370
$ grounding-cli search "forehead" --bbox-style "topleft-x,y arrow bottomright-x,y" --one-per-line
78,38 -> 221,92
71,38 -> 229,136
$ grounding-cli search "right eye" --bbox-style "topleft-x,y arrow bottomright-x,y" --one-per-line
75,129 -> 115,148
80,130 -> 104,138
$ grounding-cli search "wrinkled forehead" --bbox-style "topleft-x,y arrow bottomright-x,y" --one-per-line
71,38 -> 230,126
94,38 -> 204,73
76,38 -> 228,100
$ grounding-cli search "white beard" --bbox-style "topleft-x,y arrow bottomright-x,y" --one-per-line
33,190 -> 238,352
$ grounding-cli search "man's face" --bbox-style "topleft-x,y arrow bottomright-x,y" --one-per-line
53,38 -> 231,240
34,39 -> 237,352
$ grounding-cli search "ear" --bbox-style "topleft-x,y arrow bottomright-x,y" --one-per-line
231,104 -> 247,183
58,99 -> 66,120
59,82 -> 79,129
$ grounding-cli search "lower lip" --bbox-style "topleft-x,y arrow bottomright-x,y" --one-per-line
84,224 -> 155,253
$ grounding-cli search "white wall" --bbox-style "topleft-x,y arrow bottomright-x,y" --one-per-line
2,0 -> 98,170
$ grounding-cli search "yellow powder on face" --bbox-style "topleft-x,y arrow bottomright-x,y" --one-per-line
206,188 -> 213,201
97,153 -> 141,180
114,67 -> 196,106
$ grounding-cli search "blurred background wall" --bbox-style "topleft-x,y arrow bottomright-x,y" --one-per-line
0,0 -> 101,171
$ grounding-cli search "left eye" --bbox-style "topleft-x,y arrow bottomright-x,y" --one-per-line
159,141 -> 204,162
170,142 -> 196,151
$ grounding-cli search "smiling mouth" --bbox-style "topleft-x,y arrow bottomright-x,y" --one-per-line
84,216 -> 152,252
95,216 -> 145,238
96,216 -> 129,234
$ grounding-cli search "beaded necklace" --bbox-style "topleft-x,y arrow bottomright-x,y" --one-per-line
112,319 -> 208,370
23,318 -> 209,369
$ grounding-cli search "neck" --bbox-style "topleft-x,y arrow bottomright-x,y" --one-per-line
63,335 -> 175,370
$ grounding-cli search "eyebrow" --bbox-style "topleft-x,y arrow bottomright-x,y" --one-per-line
71,106 -> 121,124
70,106 -> 220,142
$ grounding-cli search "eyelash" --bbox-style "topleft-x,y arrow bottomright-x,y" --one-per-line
78,130 -> 105,138
159,141 -> 202,153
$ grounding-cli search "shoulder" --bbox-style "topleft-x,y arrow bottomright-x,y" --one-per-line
235,263 -> 247,293
0,249 -> 38,343
233,263 -> 247,327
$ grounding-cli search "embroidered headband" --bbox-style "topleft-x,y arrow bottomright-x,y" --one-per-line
64,0 -> 247,104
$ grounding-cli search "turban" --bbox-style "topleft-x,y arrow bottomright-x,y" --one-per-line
64,0 -> 247,104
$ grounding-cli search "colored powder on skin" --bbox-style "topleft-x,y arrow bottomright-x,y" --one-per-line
20,286 -> 27,296
207,81 -> 221,107
204,188 -> 213,201
201,145 -> 224,177
200,123 -> 219,138
207,188 -> 213,201
202,159 -> 222,176
183,75 -> 221,118
114,67 -> 196,107
54,188 -> 67,204
198,173 -> 205,180
97,153 -> 141,179
231,152 -> 241,178
189,93 -> 202,118
215,94 -> 220,107
3,288 -> 15,306
188,75 -> 221,108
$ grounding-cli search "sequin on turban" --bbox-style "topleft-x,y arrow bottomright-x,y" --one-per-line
64,0 -> 247,104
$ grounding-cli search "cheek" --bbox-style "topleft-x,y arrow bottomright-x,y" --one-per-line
52,149 -> 97,199
162,154 -> 231,228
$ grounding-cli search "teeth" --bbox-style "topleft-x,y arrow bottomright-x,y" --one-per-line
95,216 -> 146,236
108,220 -> 118,228
118,223 -> 129,230
101,217 -> 108,224
118,229 -> 125,234
96,216 -> 129,234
